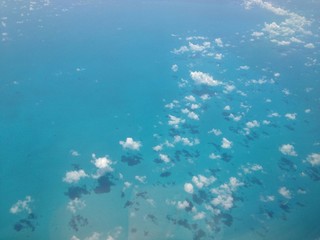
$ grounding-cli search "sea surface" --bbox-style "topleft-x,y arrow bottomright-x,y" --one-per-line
0,0 -> 320,239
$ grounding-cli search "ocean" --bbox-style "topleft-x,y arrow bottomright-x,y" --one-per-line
0,0 -> 320,239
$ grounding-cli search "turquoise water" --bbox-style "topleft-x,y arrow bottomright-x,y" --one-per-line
1,0 -> 320,239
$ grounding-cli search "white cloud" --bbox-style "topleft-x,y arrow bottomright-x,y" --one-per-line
246,120 -> 260,128
238,65 -> 250,70
92,154 -> 113,170
208,128 -> 222,136
70,149 -> 80,157
159,153 -> 171,163
91,154 -> 114,178
190,71 -> 221,86
168,115 -> 185,128
251,31 -> 264,37
63,169 -> 88,183
229,113 -> 242,122
67,198 -> 86,213
260,195 -> 275,202
184,183 -> 194,194
215,38 -> 223,47
224,84 -> 236,93
185,95 -> 196,102
174,135 -> 200,146
221,137 -> 232,149
119,137 -> 142,151
285,113 -> 297,120
153,145 -> 162,151
306,153 -> 320,166
200,94 -> 210,100
192,175 -> 216,189
209,153 -> 221,160
193,211 -> 206,220
279,144 -> 297,156
304,43 -> 315,49
224,105 -> 231,111
214,53 -> 223,60
188,42 -> 211,52
10,196 -> 33,214
229,177 -> 244,190
190,103 -> 200,110
177,200 -> 190,209
70,236 -> 80,240
135,175 -> 147,184
278,187 -> 292,199
187,111 -> 200,120
242,164 -> 263,174
85,232 -> 101,240
172,45 -> 189,54
171,64 -> 178,72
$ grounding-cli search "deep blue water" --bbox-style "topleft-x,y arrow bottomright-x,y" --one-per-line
1,0 -> 320,239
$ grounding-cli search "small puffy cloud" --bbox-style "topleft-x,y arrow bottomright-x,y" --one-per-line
193,211 -> 206,220
70,149 -> 80,157
10,196 -> 33,214
242,164 -> 263,174
177,200 -> 190,209
215,38 -> 223,47
209,153 -> 221,160
304,43 -> 315,49
135,175 -> 147,184
192,175 -> 216,189
187,111 -> 200,120
159,153 -> 171,163
260,195 -> 275,202
251,31 -> 264,37
246,120 -> 260,128
71,236 -> 80,240
208,128 -> 222,136
221,137 -> 232,149
85,232 -> 101,240
238,65 -> 250,70
174,135 -> 200,146
274,72 -> 280,77
211,194 -> 233,210
91,154 -> 114,178
306,153 -> 320,166
92,154 -> 113,170
285,113 -> 297,120
229,177 -> 244,190
188,42 -> 210,52
200,94 -> 210,100
184,183 -> 194,194
278,187 -> 292,199
190,71 -> 221,86
214,53 -> 223,60
67,198 -> 86,213
172,45 -> 189,54
63,169 -> 88,183
153,145 -> 162,152
119,137 -> 142,151
168,115 -> 185,128
185,95 -> 196,102
171,64 -> 178,72
190,103 -> 200,110
279,144 -> 297,156
224,105 -> 231,111
229,113 -> 242,121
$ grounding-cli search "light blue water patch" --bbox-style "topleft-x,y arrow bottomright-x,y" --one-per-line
1,0 -> 320,239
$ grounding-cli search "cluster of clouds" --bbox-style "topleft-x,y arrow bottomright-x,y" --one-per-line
10,196 -> 33,214
190,71 -> 221,86
244,0 -> 315,48
71,227 -> 123,240
67,198 -> 86,213
211,177 -> 244,210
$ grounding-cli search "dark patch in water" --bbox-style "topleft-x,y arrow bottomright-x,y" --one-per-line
121,154 -> 142,166
13,214 -> 37,232
146,214 -> 158,224
160,171 -> 171,177
65,185 -> 90,200
221,153 -> 233,162
278,157 -> 296,172
69,215 -> 88,232
279,201 -> 291,213
306,167 -> 320,181
94,175 -> 115,194
193,229 -> 206,240
182,123 -> 200,135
